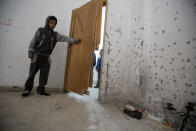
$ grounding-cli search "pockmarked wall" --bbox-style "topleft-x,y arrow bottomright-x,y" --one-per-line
0,0 -> 89,89
100,0 -> 196,119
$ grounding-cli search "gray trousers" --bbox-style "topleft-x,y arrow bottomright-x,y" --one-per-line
24,54 -> 51,93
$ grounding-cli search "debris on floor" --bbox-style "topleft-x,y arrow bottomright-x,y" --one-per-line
115,102 -> 174,131
123,109 -> 143,120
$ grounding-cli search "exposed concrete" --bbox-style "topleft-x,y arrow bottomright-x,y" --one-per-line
0,88 -> 169,131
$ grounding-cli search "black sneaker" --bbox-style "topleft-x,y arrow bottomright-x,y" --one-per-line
37,92 -> 50,96
21,90 -> 30,97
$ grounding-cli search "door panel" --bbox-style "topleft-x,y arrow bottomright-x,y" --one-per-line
64,0 -> 101,95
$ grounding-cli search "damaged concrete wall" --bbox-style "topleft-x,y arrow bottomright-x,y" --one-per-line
101,0 -> 196,118
0,0 -> 89,88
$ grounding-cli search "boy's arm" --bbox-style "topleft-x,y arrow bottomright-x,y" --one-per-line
56,32 -> 80,44
28,28 -> 40,58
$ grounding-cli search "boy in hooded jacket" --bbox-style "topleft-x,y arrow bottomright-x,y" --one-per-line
22,16 -> 80,97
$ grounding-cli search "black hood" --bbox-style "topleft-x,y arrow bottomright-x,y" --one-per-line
45,16 -> 57,30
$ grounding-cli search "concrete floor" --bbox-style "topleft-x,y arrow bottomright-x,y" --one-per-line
0,88 -> 168,131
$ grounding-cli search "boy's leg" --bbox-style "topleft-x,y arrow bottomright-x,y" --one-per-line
23,54 -> 40,96
37,56 -> 51,96
95,70 -> 100,88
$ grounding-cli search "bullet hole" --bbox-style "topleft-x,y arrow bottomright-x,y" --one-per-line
150,77 -> 152,79
173,42 -> 177,45
172,58 -> 175,61
155,55 -> 157,58
194,3 -> 196,7
160,65 -> 164,69
155,76 -> 157,79
170,61 -> 173,64
178,29 -> 182,32
192,38 -> 196,41
167,81 -> 170,85
178,52 -> 182,55
156,83 -> 159,87
181,66 -> 186,70
168,45 -> 170,48
149,51 -> 152,54
140,27 -> 144,30
171,68 -> 174,71
173,94 -> 177,99
162,30 -> 166,34
174,17 -> 178,21
161,48 -> 164,51
166,3 -> 168,6
186,41 -> 191,44
175,12 -> 179,15
184,91 -> 187,93
154,61 -> 156,64
191,92 -> 195,96
173,79 -> 177,83
186,59 -> 191,63
155,73 -> 158,75
154,32 -> 158,35
141,41 -> 144,46
185,83 -> 192,87
195,66 -> 196,69
149,65 -> 151,69
160,79 -> 163,85
181,59 -> 184,62
183,74 -> 186,78
173,75 -> 176,78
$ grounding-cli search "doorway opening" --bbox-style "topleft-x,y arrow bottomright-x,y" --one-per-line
64,0 -> 107,97
90,5 -> 107,98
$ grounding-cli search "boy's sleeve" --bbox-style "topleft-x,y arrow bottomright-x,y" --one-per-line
28,28 -> 40,54
56,32 -> 78,44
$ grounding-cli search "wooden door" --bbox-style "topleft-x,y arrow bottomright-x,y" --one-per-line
64,0 -> 102,95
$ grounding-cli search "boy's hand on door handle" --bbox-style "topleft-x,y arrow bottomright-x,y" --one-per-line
76,38 -> 81,43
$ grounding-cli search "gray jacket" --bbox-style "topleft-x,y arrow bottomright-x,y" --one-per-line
28,16 -> 78,56
28,28 -> 78,56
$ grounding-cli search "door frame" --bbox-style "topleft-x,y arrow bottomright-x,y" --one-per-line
98,0 -> 107,101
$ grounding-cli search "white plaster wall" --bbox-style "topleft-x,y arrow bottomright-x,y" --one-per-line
0,0 -> 89,88
101,0 -> 196,119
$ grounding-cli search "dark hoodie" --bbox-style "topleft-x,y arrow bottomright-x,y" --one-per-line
28,16 -> 78,56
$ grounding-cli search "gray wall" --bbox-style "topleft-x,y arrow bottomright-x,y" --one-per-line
100,0 -> 196,118
0,0 -> 89,88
